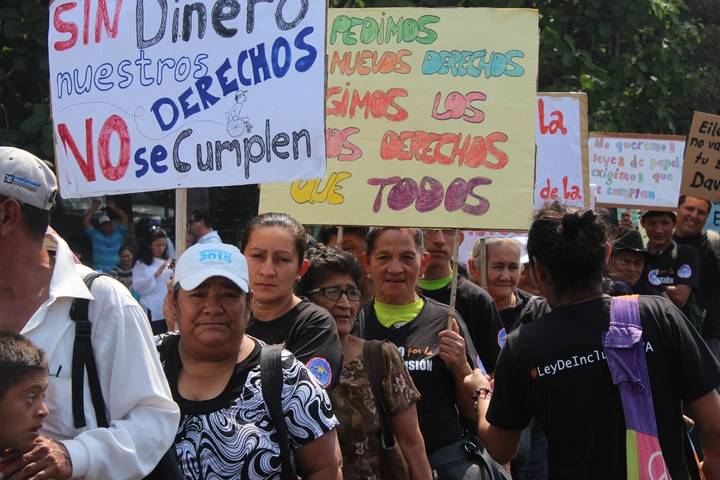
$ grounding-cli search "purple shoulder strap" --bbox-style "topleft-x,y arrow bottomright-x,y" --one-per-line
603,295 -> 658,437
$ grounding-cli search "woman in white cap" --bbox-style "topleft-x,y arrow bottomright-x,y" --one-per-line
157,243 -> 342,479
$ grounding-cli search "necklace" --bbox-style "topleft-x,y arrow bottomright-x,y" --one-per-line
554,291 -> 605,308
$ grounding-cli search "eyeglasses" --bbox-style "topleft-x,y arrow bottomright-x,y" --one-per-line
422,229 -> 456,236
614,256 -> 645,268
187,218 -> 197,225
307,287 -> 363,302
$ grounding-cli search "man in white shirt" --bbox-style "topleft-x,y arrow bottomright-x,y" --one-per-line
187,209 -> 221,245
0,146 -> 179,479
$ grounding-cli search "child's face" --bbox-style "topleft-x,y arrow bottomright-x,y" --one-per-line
0,373 -> 49,452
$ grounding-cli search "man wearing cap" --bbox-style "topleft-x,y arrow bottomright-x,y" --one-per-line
639,210 -> 700,310
82,198 -> 129,273
0,146 -> 179,479
160,243 -> 342,478
607,230 -> 663,296
417,229 -> 502,376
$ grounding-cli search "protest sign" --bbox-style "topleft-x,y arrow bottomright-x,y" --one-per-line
588,133 -> 685,210
48,0 -> 327,197
680,112 -> 720,203
457,230 -> 524,270
260,8 -> 539,229
535,93 -> 588,208
708,203 -> 720,233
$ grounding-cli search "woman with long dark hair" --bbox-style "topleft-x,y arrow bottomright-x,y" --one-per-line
133,226 -> 173,334
240,212 -> 344,391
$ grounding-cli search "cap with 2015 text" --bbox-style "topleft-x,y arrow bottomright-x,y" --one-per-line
0,147 -> 58,211
174,243 -> 249,292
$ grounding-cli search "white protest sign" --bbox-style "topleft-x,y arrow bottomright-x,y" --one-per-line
535,93 -> 588,208
457,230 -> 523,270
588,133 -> 685,210
48,0 -> 326,197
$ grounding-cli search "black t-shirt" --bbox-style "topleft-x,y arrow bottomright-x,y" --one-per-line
642,242 -> 700,291
487,295 -> 720,480
419,276 -> 502,373
674,231 -> 720,340
356,296 -> 480,454
246,298 -> 344,391
499,289 -> 551,337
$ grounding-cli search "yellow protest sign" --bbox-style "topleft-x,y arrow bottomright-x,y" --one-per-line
259,8 -> 539,229
680,111 -> 720,202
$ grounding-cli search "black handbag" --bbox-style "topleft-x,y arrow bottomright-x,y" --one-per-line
427,433 -> 510,480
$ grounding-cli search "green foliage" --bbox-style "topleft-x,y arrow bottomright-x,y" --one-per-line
0,0 -> 53,160
534,0 -> 702,134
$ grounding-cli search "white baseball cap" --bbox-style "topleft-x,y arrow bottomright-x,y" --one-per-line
98,214 -> 111,224
0,147 -> 58,211
174,243 -> 249,292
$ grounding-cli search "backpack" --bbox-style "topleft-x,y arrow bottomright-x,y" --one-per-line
70,272 -> 182,480
669,244 -> 706,333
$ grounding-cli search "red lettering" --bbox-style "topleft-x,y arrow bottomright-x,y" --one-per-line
485,132 -> 509,169
83,0 -> 91,45
538,98 -> 568,135
53,2 -> 79,51
97,115 -> 130,181
58,119 -> 95,181
95,0 -> 123,43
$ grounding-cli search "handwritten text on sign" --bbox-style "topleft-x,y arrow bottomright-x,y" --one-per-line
535,94 -> 585,208
259,8 -> 539,229
49,0 -> 327,197
680,112 -> 720,202
588,134 -> 684,209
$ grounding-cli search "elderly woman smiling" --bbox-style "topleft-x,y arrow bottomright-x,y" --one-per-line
298,246 -> 432,480
156,243 -> 342,479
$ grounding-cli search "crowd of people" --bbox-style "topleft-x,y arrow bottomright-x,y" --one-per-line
2,143 -> 720,480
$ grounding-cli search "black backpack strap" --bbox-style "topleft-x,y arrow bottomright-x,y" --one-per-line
260,344 -> 295,480
363,340 -> 395,447
519,295 -> 539,325
69,272 -> 109,429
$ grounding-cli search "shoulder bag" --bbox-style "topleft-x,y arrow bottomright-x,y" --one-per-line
363,339 -> 412,480
604,295 -> 703,480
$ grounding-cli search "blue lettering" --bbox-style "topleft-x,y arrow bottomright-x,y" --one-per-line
237,50 -> 252,86
179,87 -> 200,118
93,63 -> 114,91
195,76 -> 220,109
150,97 -> 179,132
294,26 -> 316,73
215,58 -> 239,96
272,36 -> 291,78
151,145 -> 169,173
249,43 -> 271,84
134,148 -> 150,178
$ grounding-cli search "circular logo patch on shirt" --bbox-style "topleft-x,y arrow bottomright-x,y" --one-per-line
678,264 -> 692,279
497,328 -> 507,348
306,357 -> 332,388
647,270 -> 662,286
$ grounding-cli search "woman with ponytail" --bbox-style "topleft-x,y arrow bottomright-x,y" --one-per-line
465,201 -> 720,479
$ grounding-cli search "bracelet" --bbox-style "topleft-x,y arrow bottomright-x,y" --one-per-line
472,387 -> 492,409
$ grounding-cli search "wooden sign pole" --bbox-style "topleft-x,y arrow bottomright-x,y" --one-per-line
447,228 -> 461,331
175,189 -> 187,258
336,225 -> 343,246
